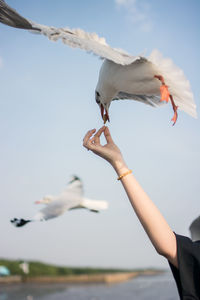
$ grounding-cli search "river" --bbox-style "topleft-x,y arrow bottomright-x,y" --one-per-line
0,271 -> 179,300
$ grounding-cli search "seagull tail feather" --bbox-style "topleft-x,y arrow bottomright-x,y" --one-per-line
0,0 -> 38,30
81,198 -> 108,213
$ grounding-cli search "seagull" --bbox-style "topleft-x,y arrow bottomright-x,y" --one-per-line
189,216 -> 200,242
0,1 -> 197,125
10,176 -> 108,227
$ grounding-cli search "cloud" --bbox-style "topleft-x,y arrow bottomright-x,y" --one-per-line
115,0 -> 153,32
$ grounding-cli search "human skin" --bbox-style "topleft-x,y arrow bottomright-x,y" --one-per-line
83,126 -> 178,268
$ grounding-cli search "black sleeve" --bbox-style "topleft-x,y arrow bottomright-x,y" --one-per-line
169,233 -> 200,300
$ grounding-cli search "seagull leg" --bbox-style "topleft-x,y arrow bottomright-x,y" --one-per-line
170,94 -> 178,126
154,75 -> 169,102
154,75 -> 165,85
154,75 -> 178,125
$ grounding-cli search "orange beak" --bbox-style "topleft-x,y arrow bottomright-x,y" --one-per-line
100,104 -> 110,124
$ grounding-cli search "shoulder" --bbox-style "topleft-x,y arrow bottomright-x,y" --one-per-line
174,233 -> 200,272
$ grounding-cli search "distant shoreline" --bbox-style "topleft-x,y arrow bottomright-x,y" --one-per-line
0,270 -> 163,285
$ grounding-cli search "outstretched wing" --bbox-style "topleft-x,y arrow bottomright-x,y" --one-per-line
0,0 -> 139,65
113,92 -> 165,107
189,216 -> 200,242
61,175 -> 83,197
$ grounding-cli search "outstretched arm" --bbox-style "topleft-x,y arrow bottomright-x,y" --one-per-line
83,126 -> 178,268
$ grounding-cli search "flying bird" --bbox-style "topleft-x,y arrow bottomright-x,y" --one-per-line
189,216 -> 200,242
10,176 -> 108,227
0,1 -> 197,125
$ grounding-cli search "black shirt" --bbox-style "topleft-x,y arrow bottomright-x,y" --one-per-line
169,233 -> 200,299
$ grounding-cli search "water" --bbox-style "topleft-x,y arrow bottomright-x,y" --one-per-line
0,272 -> 179,300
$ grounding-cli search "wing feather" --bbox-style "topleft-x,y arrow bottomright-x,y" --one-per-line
0,0 -> 35,29
61,176 -> 83,197
113,92 -> 165,107
0,0 -> 139,65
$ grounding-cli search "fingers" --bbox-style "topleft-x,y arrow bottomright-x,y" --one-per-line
93,126 -> 106,145
83,129 -> 96,149
104,126 -> 114,144
83,126 -> 109,151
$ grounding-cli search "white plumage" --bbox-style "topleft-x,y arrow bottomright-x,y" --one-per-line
10,176 -> 108,227
0,0 -> 197,124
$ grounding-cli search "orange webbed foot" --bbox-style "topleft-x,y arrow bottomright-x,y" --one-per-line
170,95 -> 178,126
160,84 -> 170,102
154,75 -> 170,102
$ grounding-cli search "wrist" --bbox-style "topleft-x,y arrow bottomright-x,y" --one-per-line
112,160 -> 129,176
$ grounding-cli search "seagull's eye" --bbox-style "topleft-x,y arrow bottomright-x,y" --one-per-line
95,91 -> 100,104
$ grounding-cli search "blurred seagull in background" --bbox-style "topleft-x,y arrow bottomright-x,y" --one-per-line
11,176 -> 108,227
189,216 -> 200,242
0,0 -> 197,125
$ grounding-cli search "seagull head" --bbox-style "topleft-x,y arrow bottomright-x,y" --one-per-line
95,90 -> 111,124
35,195 -> 53,205
95,59 -> 119,124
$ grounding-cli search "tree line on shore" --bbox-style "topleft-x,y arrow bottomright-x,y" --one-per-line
0,259 -> 153,277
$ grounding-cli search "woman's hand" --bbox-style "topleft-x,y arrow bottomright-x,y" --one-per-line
83,126 -> 128,172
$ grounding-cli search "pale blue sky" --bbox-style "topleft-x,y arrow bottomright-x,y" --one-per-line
0,0 -> 200,269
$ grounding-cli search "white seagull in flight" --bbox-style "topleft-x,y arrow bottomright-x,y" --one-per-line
0,0 -> 197,125
11,176 -> 108,227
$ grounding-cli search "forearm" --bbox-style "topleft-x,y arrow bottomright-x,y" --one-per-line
113,162 -> 178,267
83,127 -> 178,267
